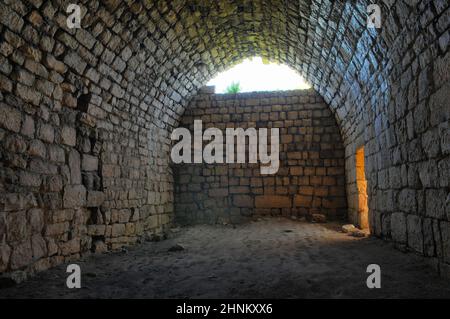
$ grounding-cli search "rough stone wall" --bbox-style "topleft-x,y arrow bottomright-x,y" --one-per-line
174,88 -> 346,225
0,0 -> 448,277
0,0 -> 179,277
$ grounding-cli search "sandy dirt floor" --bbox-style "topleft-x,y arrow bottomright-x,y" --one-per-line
1,218 -> 449,299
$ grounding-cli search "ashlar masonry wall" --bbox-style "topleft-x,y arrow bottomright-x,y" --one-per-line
174,88 -> 347,225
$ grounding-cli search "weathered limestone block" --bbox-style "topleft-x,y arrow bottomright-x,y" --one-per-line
10,241 -> 33,270
29,158 -> 58,175
68,150 -> 81,184
397,189 -> 417,213
24,59 -> 48,78
46,238 -> 59,257
111,224 -> 126,237
423,218 -> 436,257
125,223 -> 135,236
51,210 -> 74,223
63,185 -> 86,209
0,243 -> 11,273
311,214 -> 327,223
381,213 -> 391,238
87,225 -> 106,236
31,234 -> 47,259
60,126 -> 76,146
233,195 -> 253,207
144,215 -> 159,230
208,188 -> 228,197
62,93 -> 77,108
441,221 -> 450,264
429,82 -> 450,127
343,224 -> 358,236
44,54 -> 67,74
294,195 -> 312,207
82,154 -> 98,171
425,189 -> 447,220
255,195 -> 291,208
48,145 -> 65,163
111,209 -> 131,223
15,83 -> 42,106
322,197 -> 347,209
86,191 -> 105,207
175,91 -> 346,224
37,123 -> 54,143
92,240 -> 107,253
0,0 -> 446,278
59,239 -> 80,256
0,103 -> 22,133
75,29 -> 96,50
27,208 -> 44,234
44,175 -> 63,192
45,222 -> 70,237
6,211 -> 28,243
28,139 -> 46,158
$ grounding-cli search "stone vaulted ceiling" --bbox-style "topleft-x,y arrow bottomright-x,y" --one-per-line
61,0 -> 442,147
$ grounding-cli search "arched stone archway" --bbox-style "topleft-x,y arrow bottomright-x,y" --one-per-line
0,0 -> 448,277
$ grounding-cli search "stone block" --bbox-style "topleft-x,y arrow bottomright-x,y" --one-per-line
423,218 -> 435,257
82,154 -> 98,171
87,225 -> 106,236
92,240 -> 107,253
86,191 -> 105,207
31,234 -> 47,259
64,51 -> 87,75
111,224 -> 126,237
68,150 -> 81,184
10,241 -> 33,270
208,188 -> 228,197
6,211 -> 28,243
397,189 -> 417,213
37,123 -> 54,143
45,222 -> 70,236
27,208 -> 44,234
294,195 -> 312,207
441,221 -> 450,264
425,189 -> 447,220
0,103 -> 22,133
0,242 -> 11,273
255,195 -> 291,208
60,126 -> 76,146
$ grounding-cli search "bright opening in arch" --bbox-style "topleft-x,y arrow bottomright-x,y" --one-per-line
207,57 -> 311,93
